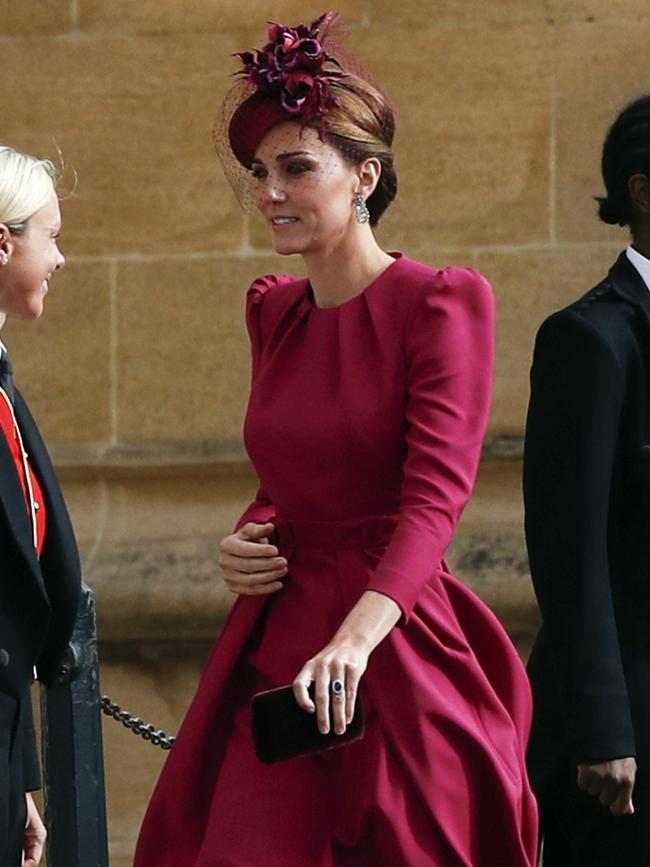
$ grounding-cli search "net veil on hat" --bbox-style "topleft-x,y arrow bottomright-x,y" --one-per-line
213,10 -> 393,210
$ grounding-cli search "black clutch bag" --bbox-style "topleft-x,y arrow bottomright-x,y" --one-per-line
250,684 -> 365,764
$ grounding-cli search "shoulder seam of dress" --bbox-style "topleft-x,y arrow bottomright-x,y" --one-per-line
247,274 -> 294,302
401,270 -> 443,364
401,266 -> 489,343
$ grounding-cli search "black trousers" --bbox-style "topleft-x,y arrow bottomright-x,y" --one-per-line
2,775 -> 25,867
540,762 -> 650,867
0,696 -> 27,867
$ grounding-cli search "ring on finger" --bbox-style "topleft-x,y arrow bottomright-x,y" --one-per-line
331,678 -> 344,697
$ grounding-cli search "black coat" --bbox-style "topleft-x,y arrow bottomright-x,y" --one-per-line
0,386 -> 80,861
524,251 -> 650,793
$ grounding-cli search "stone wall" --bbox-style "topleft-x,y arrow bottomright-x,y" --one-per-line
2,0 -> 648,862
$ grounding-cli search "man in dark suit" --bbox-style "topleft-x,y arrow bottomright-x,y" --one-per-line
524,95 -> 650,865
0,146 -> 81,867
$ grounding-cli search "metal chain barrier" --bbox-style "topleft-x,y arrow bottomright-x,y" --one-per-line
100,695 -> 176,750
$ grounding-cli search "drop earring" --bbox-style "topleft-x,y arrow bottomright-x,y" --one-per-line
353,194 -> 370,225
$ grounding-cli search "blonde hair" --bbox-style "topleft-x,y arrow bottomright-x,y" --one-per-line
0,146 -> 58,234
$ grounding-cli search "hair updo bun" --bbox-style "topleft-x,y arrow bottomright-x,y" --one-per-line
595,195 -> 627,227
315,75 -> 397,226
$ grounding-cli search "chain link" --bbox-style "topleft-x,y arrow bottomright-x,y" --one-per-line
100,695 -> 176,751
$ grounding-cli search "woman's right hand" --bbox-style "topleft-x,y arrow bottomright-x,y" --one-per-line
218,522 -> 287,596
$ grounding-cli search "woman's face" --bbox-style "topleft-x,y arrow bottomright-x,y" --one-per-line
251,122 -> 360,257
0,189 -> 65,320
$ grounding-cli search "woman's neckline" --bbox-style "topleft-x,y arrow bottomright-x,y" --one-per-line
307,252 -> 404,312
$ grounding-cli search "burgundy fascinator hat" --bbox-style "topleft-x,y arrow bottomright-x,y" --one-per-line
228,12 -> 345,168
213,10 -> 387,207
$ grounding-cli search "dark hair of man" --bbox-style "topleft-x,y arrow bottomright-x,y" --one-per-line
597,94 -> 650,228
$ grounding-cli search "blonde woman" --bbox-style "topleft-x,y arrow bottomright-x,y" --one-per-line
0,146 -> 81,866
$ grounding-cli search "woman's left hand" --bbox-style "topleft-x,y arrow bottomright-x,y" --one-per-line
23,792 -> 46,867
292,590 -> 401,736
293,639 -> 369,736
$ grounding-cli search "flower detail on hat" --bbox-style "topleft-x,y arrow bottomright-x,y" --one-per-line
234,11 -> 346,120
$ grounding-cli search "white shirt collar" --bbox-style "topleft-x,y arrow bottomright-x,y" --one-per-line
626,245 -> 650,293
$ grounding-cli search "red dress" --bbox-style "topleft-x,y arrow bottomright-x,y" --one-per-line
135,254 -> 538,866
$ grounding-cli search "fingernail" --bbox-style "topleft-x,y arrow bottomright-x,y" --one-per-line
335,726 -> 344,735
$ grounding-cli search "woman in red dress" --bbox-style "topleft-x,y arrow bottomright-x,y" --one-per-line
135,13 -> 538,866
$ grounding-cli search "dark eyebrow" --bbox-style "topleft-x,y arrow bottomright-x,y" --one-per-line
277,150 -> 314,161
251,150 -> 315,169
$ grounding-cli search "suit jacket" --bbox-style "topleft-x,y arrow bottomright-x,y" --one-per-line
524,251 -> 650,792
0,384 -> 80,835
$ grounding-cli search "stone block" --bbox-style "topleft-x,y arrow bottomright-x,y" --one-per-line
369,0 -> 552,26
99,473 -> 245,545
349,23 -> 552,249
248,209 -> 278,253
79,0 -> 365,34
90,534 -> 234,640
58,474 -> 105,549
2,261 -> 112,445
476,243 -> 621,433
1,34 -> 245,256
551,0 -> 650,20
556,19 -> 650,243
82,466 -> 258,640
0,0 -> 72,35
97,643 -> 210,863
450,457 -> 539,653
116,255 -> 282,444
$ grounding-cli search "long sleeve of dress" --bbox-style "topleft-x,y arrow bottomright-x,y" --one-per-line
523,310 -> 635,763
233,276 -> 285,532
366,269 -> 495,620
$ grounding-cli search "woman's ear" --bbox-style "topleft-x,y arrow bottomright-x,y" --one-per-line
354,158 -> 382,201
0,225 -> 14,266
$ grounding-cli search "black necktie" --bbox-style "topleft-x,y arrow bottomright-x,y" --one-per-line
0,350 -> 15,405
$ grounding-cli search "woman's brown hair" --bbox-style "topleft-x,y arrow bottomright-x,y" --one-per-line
315,76 -> 397,226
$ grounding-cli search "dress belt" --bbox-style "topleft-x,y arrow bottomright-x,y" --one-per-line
273,515 -> 398,550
